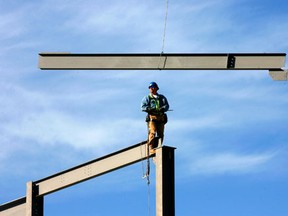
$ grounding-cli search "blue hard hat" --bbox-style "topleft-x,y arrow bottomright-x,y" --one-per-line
148,82 -> 159,89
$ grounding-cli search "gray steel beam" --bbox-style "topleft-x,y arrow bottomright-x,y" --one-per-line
38,53 -> 286,71
1,140 -> 176,216
26,182 -> 43,216
0,197 -> 26,216
156,146 -> 176,216
34,141 -> 150,196
1,141 -> 152,215
26,182 -> 33,216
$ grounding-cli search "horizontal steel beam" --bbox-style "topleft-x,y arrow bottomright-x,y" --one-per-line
38,53 -> 286,71
34,141 -> 150,196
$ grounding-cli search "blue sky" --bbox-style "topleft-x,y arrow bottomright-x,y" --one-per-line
1,0 -> 288,215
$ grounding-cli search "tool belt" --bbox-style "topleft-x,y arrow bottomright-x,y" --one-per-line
146,113 -> 168,124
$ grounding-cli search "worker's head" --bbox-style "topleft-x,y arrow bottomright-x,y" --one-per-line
148,82 -> 159,94
148,82 -> 159,90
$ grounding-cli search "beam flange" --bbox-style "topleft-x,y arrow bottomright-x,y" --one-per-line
38,53 -> 286,71
269,70 -> 288,81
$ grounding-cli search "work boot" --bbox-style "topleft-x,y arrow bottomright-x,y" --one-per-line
149,145 -> 156,154
146,142 -> 155,155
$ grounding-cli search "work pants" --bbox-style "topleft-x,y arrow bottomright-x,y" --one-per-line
147,114 -> 165,147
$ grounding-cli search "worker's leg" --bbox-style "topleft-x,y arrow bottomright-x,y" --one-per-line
148,121 -> 158,154
157,123 -> 165,144
148,121 -> 157,144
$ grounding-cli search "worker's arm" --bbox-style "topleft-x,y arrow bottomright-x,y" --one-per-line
159,95 -> 169,112
141,96 -> 150,112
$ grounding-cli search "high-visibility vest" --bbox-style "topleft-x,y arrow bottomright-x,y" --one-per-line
148,94 -> 161,111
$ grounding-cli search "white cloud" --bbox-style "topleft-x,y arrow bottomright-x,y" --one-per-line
169,115 -> 227,131
0,10 -> 26,40
3,111 -> 144,149
0,82 -> 146,153
189,152 -> 275,175
52,0 -> 163,35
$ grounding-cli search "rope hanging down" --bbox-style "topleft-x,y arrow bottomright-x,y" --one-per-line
140,142 -> 151,216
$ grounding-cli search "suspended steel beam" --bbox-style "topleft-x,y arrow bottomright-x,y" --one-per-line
38,53 -> 286,70
38,52 -> 287,80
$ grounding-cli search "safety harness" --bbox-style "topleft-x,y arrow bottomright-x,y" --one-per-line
145,94 -> 168,124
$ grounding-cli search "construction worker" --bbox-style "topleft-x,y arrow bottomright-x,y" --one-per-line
141,82 -> 169,151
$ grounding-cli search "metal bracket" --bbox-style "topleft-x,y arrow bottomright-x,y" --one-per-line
227,54 -> 236,69
269,69 -> 288,81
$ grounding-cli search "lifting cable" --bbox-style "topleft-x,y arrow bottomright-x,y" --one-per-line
158,0 -> 170,70
141,1 -> 170,215
161,0 -> 169,54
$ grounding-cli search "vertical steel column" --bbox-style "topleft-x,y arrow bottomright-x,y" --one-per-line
155,146 -> 176,216
26,182 -> 43,216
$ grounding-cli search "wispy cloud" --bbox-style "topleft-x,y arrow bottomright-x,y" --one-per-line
0,10 -> 27,40
0,82 -> 145,154
3,112 -> 144,149
163,0 -> 288,52
169,115 -> 227,131
46,0 -> 164,36
188,151 -> 275,176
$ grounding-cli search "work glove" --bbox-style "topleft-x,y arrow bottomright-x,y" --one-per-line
147,107 -> 156,112
159,107 -> 165,112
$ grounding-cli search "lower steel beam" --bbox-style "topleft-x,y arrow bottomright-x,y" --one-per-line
34,141 -> 150,196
